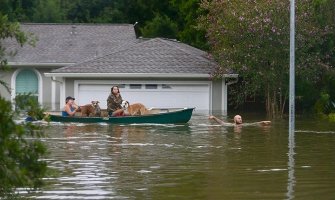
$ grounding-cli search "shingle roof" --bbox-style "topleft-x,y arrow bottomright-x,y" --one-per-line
3,23 -> 137,63
51,38 -> 218,74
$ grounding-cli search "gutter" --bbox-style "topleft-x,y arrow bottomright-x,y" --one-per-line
225,75 -> 239,85
51,76 -> 64,84
8,62 -> 74,67
44,73 -> 238,78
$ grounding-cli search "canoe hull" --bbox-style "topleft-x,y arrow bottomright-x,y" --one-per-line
49,108 -> 194,124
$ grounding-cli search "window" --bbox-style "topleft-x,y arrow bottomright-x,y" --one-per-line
15,69 -> 39,102
145,84 -> 158,89
130,84 -> 142,89
162,84 -> 172,89
16,69 -> 38,95
118,84 -> 126,89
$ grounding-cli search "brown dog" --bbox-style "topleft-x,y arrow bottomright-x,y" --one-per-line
80,101 -> 101,117
121,100 -> 151,116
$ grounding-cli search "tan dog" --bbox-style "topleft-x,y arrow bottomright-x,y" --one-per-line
80,101 -> 101,117
100,110 -> 109,117
121,100 -> 150,116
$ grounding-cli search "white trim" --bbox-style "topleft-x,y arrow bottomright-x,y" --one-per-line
45,72 -> 229,78
11,68 -> 43,104
46,73 -> 210,78
51,77 -> 56,110
209,81 -> 213,111
222,79 -> 228,115
60,77 -> 66,109
8,62 -> 74,67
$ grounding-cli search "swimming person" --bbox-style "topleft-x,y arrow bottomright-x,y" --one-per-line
209,115 -> 271,126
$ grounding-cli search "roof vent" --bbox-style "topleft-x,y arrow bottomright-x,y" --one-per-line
70,26 -> 77,35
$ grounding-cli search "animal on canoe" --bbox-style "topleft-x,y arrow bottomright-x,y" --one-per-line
80,101 -> 101,117
121,100 -> 151,116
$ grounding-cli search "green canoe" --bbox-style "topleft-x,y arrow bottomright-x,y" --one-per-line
49,107 -> 194,124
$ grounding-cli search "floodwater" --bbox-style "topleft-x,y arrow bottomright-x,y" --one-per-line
23,113 -> 335,199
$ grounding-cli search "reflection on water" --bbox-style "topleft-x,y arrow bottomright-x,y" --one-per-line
287,122 -> 296,200
24,114 -> 335,199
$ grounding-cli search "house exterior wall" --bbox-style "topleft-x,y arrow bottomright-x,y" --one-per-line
38,68 -> 53,109
2,70 -> 231,114
212,80 -> 224,112
211,79 -> 230,115
59,77 -> 229,114
0,67 -> 58,109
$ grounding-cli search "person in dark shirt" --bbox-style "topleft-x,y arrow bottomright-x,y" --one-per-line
107,86 -> 124,117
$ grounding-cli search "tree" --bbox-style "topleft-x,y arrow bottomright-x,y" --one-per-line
198,0 -> 334,117
0,0 -> 37,22
32,0 -> 65,23
170,0 -> 208,49
0,14 -> 48,198
141,14 -> 178,39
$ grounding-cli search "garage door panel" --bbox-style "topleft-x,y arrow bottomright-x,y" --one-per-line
77,83 -> 210,110
122,91 -> 208,109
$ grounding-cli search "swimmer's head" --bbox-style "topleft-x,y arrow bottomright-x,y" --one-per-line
234,115 -> 242,124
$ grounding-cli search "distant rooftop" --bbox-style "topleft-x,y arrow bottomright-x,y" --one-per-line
3,23 -> 137,64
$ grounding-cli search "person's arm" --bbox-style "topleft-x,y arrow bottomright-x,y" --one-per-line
257,121 -> 271,125
209,115 -> 226,125
65,105 -> 77,116
248,121 -> 271,126
72,101 -> 80,110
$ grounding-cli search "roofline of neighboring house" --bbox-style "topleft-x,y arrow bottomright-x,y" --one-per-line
44,73 -> 239,78
8,62 -> 74,67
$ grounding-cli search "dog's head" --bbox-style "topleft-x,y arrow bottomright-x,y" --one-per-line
121,100 -> 129,110
91,101 -> 101,115
91,101 -> 100,108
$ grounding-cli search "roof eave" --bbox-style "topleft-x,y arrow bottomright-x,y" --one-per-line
8,62 -> 74,67
44,72 -> 238,78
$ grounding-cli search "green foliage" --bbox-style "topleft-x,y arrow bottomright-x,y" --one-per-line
15,94 -> 48,121
0,95 -> 48,198
198,0 -> 335,116
170,0 -> 208,49
296,77 -> 319,112
32,0 -> 64,23
328,113 -> 335,122
0,0 -> 207,49
314,91 -> 335,122
314,92 -> 331,114
0,14 -> 48,198
141,14 -> 178,39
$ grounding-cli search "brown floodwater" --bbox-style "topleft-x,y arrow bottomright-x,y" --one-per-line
23,113 -> 335,199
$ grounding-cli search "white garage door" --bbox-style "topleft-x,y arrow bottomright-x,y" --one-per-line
76,83 -> 210,111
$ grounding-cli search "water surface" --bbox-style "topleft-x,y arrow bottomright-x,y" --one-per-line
25,114 -> 335,199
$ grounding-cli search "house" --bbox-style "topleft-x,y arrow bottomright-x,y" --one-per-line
2,23 -> 237,114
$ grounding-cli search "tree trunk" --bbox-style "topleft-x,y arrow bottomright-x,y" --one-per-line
265,86 -> 286,119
